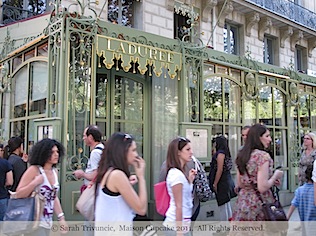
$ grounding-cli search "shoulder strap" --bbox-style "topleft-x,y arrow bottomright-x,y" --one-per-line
94,146 -> 104,151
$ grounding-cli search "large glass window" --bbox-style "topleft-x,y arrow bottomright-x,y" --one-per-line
29,62 -> 47,115
174,11 -> 190,40
14,66 -> 28,118
224,23 -> 239,55
263,36 -> 274,65
295,46 -> 307,73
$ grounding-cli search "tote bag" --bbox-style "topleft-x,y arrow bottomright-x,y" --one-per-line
154,181 -> 170,216
76,182 -> 96,221
3,191 -> 45,236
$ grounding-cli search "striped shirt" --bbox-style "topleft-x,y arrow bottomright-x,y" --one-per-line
291,182 -> 316,221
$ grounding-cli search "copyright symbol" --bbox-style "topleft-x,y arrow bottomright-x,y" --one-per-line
51,224 -> 58,232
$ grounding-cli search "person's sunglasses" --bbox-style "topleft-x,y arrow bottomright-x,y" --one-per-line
178,136 -> 189,150
123,133 -> 132,141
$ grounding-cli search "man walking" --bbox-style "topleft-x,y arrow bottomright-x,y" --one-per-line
73,125 -> 104,236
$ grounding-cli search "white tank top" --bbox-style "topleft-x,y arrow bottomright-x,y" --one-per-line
95,184 -> 135,236
38,166 -> 59,229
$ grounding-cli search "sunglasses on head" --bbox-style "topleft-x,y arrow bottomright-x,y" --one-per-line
123,133 -> 132,141
178,136 -> 189,150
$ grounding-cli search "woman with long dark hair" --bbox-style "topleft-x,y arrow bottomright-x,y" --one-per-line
231,124 -> 283,220
163,137 -> 196,236
94,132 -> 147,236
209,135 -> 236,221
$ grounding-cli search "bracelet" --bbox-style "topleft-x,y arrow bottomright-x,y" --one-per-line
57,212 -> 65,220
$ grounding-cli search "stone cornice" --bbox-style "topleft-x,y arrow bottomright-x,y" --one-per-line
280,26 -> 293,48
246,12 -> 260,37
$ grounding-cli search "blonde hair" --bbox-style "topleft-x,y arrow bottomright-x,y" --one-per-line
304,132 -> 316,149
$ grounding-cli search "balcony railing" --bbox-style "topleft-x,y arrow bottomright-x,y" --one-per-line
0,4 -> 40,25
246,0 -> 316,31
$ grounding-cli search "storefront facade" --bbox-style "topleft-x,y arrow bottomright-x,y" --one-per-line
1,0 -> 316,220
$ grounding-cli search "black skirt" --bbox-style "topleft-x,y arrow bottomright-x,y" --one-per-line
215,171 -> 237,206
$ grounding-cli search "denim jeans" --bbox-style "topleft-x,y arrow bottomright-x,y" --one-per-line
0,198 -> 8,221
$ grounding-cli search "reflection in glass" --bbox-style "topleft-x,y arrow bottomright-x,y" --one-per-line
114,76 -> 143,120
114,122 -> 143,157
244,100 -> 256,125
274,88 -> 285,126
258,87 -> 273,125
14,66 -> 28,118
204,76 -> 222,121
96,74 -> 108,118
30,62 -> 47,115
299,94 -> 310,128
224,79 -> 241,123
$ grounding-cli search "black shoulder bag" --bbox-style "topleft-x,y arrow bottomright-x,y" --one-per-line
245,170 -> 288,234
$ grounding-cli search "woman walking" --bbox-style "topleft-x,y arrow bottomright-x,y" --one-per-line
15,138 -> 68,236
94,132 -> 147,236
163,137 -> 196,236
209,136 -> 236,221
231,124 -> 283,221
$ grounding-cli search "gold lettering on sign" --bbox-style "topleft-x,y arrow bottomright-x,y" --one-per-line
128,44 -> 137,55
117,42 -> 126,54
98,36 -> 179,66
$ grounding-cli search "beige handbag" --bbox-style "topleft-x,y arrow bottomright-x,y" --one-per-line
76,181 -> 96,221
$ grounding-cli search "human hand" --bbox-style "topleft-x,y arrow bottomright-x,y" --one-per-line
212,184 -> 217,193
59,218 -> 68,234
22,153 -> 28,162
73,169 -> 85,179
274,169 -> 283,180
188,169 -> 197,184
129,175 -> 138,185
133,157 -> 145,178
274,178 -> 281,186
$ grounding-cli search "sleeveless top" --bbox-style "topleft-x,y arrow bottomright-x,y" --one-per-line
38,166 -> 59,229
95,172 -> 135,236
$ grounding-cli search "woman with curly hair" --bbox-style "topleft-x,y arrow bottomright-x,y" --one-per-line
15,138 -> 68,236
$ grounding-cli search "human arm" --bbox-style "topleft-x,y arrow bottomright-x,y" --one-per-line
54,196 -> 68,234
213,153 -> 225,192
5,170 -> 13,186
234,169 -> 244,193
312,160 -> 316,205
257,161 -> 283,193
73,169 -> 97,181
15,165 -> 44,198
107,158 -> 147,215
172,183 -> 183,236
286,205 -> 296,220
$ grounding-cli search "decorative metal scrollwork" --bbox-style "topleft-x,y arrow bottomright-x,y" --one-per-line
289,82 -> 299,106
243,72 -> 258,100
0,62 -> 10,93
66,147 -> 89,182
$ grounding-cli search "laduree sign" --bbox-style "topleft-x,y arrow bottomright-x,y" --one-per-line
96,35 -> 182,79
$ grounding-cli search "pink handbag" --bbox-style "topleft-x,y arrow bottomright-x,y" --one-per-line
154,181 -> 170,216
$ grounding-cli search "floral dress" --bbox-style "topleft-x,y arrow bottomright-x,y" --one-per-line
231,149 -> 275,221
299,149 -> 316,185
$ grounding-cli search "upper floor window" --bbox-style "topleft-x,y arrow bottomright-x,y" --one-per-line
174,11 -> 190,40
2,0 -> 47,24
224,23 -> 239,55
295,46 -> 307,73
263,36 -> 275,65
108,0 -> 134,27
